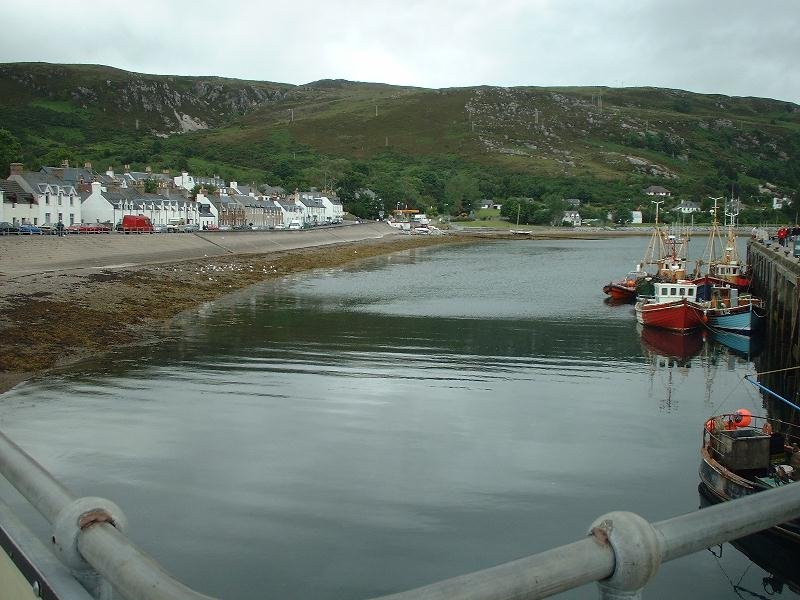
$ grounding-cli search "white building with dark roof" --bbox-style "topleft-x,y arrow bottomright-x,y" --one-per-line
8,163 -> 82,226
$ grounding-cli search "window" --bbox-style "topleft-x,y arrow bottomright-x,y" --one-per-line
70,196 -> 74,206
671,287 -> 677,296
689,289 -> 694,296
34,218 -> 38,225
69,214 -> 75,225
45,213 -> 51,223
45,193 -> 50,205
21,217 -> 27,224
679,288 -> 685,296
58,194 -> 63,205
58,212 -> 63,222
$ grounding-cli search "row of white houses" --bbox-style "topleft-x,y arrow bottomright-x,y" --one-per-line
1,164 -> 343,229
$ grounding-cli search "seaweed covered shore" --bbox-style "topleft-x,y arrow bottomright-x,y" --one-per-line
0,234 -> 479,394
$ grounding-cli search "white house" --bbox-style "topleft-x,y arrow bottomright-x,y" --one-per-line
8,164 -> 82,226
672,200 -> 700,214
0,179 -> 38,226
194,191 -> 220,229
773,196 -> 792,210
562,210 -> 582,226
81,183 -> 199,226
631,210 -> 643,224
644,186 -> 672,197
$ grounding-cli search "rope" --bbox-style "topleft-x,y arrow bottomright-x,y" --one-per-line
752,365 -> 800,377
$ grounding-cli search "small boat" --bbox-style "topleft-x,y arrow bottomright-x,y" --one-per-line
704,285 -> 765,333
700,410 -> 800,544
635,279 -> 707,332
603,266 -> 648,302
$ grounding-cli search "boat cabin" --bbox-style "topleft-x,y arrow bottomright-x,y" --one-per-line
653,281 -> 698,303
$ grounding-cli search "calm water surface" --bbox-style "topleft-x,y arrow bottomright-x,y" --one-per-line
1,236 -> 793,599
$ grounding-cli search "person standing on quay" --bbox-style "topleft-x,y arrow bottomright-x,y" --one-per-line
56,220 -> 65,237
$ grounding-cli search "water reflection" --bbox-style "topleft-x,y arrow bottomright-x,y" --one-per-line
0,237 -> 787,599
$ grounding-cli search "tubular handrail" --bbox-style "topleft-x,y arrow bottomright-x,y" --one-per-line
371,482 -> 800,600
3,423 -> 800,600
0,429 -> 216,600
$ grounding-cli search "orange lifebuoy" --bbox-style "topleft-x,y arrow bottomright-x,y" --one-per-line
733,408 -> 752,428
704,418 -> 716,433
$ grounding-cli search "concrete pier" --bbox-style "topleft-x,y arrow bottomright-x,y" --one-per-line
748,239 -> 800,411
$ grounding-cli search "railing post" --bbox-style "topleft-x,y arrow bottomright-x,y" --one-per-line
588,512 -> 662,599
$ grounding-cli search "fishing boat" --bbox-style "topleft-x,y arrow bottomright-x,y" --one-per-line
704,284 -> 766,333
694,198 -> 753,297
700,373 -> 800,544
602,265 -> 648,302
635,279 -> 707,332
603,200 -> 688,301
700,410 -> 800,544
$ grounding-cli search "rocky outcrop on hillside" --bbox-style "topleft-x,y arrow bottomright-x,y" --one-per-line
0,64 -> 292,134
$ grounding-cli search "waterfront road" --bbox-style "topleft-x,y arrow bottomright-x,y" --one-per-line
0,222 -> 398,278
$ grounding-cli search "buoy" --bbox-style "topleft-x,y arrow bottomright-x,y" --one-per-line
733,408 -> 752,428
704,418 -> 716,433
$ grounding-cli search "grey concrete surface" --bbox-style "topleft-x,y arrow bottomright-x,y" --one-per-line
0,223 -> 396,278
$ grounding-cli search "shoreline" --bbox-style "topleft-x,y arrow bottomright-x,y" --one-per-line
0,232 -> 486,394
0,226 -> 661,395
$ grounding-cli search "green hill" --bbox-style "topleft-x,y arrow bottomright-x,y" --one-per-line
1,62 -> 798,222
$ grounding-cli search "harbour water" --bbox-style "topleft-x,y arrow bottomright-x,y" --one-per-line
0,236 -> 795,599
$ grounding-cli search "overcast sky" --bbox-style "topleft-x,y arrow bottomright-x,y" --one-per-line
1,0 -> 798,103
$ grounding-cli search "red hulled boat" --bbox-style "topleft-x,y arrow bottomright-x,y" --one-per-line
635,280 -> 707,332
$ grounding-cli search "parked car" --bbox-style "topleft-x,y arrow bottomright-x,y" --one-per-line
179,223 -> 199,233
70,223 -> 111,234
0,222 -> 19,234
38,224 -> 54,235
18,224 -> 43,235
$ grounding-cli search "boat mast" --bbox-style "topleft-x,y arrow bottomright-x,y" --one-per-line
643,199 -> 666,267
723,196 -> 741,265
699,197 -> 723,275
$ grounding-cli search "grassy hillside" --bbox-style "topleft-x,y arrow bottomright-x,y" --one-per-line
1,62 -> 798,222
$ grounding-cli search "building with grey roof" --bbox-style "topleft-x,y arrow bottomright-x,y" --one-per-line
8,163 -> 82,226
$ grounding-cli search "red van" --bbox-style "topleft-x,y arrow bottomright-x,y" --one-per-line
118,215 -> 154,234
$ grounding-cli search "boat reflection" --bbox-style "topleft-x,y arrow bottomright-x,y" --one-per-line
710,329 -> 764,359
639,326 -> 706,362
699,483 -> 800,596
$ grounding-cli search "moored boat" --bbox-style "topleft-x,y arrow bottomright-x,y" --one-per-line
635,280 -> 707,332
700,410 -> 800,544
693,197 -> 753,293
603,267 -> 648,302
705,285 -> 765,333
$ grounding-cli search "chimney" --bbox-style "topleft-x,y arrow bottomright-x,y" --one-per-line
61,159 -> 69,167
162,169 -> 170,175
106,166 -> 114,177
91,181 -> 102,195
124,164 -> 130,173
9,163 -> 23,176
145,165 -> 152,174
84,161 -> 92,170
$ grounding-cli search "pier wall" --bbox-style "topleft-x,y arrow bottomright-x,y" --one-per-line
748,239 -> 800,412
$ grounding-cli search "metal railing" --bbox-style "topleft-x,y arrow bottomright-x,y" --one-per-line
1,425 -> 799,600
0,429 -> 215,600
370,482 -> 800,600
